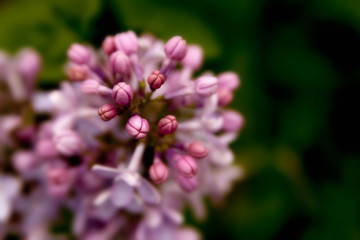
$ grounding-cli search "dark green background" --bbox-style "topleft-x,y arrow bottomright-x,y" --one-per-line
1,0 -> 359,239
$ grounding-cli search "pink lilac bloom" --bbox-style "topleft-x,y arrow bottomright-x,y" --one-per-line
0,31 -> 244,239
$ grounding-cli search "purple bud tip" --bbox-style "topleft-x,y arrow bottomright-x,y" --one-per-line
81,79 -> 100,94
164,36 -> 188,60
176,155 -> 198,178
195,76 -> 218,97
217,72 -> 240,90
158,115 -> 178,135
112,82 -> 133,106
102,36 -> 116,56
54,130 -> 84,156
67,44 -> 91,64
188,141 -> 208,159
109,51 -> 131,75
147,70 -> 166,90
114,31 -> 138,55
222,110 -> 244,132
181,45 -> 203,70
16,49 -> 41,81
217,87 -> 234,106
149,159 -> 169,184
98,104 -> 118,121
68,65 -> 87,81
126,115 -> 150,139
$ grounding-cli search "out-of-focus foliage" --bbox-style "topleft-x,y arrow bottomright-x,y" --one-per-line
0,0 -> 101,81
1,0 -> 359,239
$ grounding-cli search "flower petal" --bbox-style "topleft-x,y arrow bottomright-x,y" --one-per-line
111,180 -> 134,208
0,196 -> 11,223
92,165 -> 119,179
137,177 -> 161,205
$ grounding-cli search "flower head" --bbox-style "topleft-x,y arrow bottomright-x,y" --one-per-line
0,31 -> 244,240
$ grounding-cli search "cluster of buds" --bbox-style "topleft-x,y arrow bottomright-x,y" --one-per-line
0,31 -> 244,240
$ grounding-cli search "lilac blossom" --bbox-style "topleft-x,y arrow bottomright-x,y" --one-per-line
0,175 -> 21,223
0,31 -> 244,239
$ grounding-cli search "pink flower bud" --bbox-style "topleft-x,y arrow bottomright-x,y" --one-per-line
126,115 -> 150,139
98,104 -> 118,121
16,49 -> 41,82
149,159 -> 169,184
54,130 -> 84,156
222,110 -> 244,132
176,155 -> 197,178
195,76 -> 218,97
109,51 -> 131,75
188,141 -> 208,158
217,72 -> 240,90
177,175 -> 198,192
217,87 -> 234,106
158,115 -> 178,135
114,31 -> 138,55
112,82 -> 133,106
68,65 -> 87,81
12,151 -> 36,173
67,44 -> 91,64
181,45 -> 203,70
102,36 -> 116,55
147,70 -> 166,90
81,79 -> 100,94
35,139 -> 57,158
164,36 -> 188,60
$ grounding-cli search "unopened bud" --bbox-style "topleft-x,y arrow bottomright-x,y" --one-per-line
126,115 -> 150,139
16,49 -> 41,82
217,72 -> 240,90
147,70 -> 166,90
68,65 -> 87,81
176,155 -> 197,178
222,111 -> 244,132
112,82 -> 133,106
149,158 -> 169,184
195,76 -> 218,97
54,130 -> 84,156
181,45 -> 203,70
164,36 -> 188,60
158,115 -> 178,135
109,51 -> 131,75
102,36 -> 116,56
217,87 -> 233,106
98,104 -> 118,121
81,79 -> 100,94
114,31 -> 138,55
36,139 -> 57,158
188,141 -> 208,158
177,175 -> 198,192
67,44 -> 91,64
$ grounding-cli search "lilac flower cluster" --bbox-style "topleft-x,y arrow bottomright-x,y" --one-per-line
0,31 -> 244,240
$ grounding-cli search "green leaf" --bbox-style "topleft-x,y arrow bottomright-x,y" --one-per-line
0,0 -> 102,83
108,0 -> 221,59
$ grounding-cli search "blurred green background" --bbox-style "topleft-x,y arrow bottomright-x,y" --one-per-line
1,0 -> 359,239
